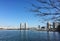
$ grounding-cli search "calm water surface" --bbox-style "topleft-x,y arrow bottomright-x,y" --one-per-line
0,30 -> 60,41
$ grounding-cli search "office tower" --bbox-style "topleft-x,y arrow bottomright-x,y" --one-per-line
24,23 -> 26,30
38,25 -> 40,29
20,23 -> 22,30
53,22 -> 55,31
47,22 -> 50,31
25,22 -> 28,30
20,22 -> 28,30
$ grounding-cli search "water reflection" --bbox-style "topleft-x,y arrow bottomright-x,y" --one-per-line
47,32 -> 50,41
53,32 -> 57,41
0,30 -> 58,41
47,31 -> 60,41
20,30 -> 28,41
20,30 -> 60,41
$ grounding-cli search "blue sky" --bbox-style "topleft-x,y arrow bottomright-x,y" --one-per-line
0,0 -> 46,27
1,0 -> 58,28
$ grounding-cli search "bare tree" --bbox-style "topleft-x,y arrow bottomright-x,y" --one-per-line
26,0 -> 60,23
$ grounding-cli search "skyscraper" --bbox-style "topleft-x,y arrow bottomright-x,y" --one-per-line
53,22 -> 55,31
24,23 -> 27,30
25,23 -> 26,30
38,25 -> 40,30
47,22 -> 50,31
20,23 -> 22,30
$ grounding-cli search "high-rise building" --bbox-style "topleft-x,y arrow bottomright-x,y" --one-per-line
55,22 -> 60,28
20,23 -> 22,30
24,22 -> 28,30
47,22 -> 50,31
53,22 -> 55,31
38,25 -> 40,29
24,23 -> 26,30
20,23 -> 28,30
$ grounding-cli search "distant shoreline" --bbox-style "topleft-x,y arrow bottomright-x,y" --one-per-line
0,29 -> 57,31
